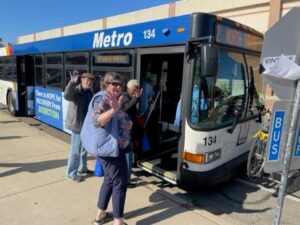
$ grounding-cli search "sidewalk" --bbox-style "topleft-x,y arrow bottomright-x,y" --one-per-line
0,110 -> 245,225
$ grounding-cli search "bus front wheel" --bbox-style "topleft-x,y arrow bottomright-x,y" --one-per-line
7,91 -> 17,116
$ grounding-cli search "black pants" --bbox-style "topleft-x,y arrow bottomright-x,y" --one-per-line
98,152 -> 128,218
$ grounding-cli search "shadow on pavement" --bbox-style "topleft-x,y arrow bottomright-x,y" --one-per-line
125,188 -> 189,225
188,179 -> 272,215
0,159 -> 67,177
0,135 -> 27,140
126,171 -> 272,224
0,120 -> 19,124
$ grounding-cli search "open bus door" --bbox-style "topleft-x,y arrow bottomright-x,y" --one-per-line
16,55 -> 34,116
136,46 -> 184,184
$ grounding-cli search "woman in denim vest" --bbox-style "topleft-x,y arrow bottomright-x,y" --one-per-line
91,72 -> 131,225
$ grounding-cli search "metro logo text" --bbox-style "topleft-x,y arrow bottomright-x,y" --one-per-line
93,31 -> 133,48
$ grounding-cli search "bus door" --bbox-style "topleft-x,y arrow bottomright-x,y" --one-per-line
136,46 -> 185,184
16,55 -> 34,116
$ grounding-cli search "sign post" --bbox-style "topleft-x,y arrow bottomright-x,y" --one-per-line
273,80 -> 300,225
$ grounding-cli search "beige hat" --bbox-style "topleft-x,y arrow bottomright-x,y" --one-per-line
82,73 -> 95,80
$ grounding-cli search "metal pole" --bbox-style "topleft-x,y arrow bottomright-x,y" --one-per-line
273,79 -> 300,225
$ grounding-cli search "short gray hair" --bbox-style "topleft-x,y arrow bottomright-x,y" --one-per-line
127,79 -> 139,89
102,72 -> 122,89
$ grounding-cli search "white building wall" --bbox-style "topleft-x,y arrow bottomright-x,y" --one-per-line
18,34 -> 35,44
35,28 -> 62,41
175,0 -> 270,33
106,5 -> 169,28
63,19 -> 104,36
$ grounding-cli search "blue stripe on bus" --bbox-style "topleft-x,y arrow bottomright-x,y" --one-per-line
13,15 -> 191,55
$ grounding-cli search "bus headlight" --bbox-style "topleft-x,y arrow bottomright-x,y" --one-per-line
183,149 -> 221,164
206,149 -> 221,163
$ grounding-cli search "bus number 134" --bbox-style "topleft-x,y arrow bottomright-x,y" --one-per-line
143,29 -> 155,39
203,136 -> 217,146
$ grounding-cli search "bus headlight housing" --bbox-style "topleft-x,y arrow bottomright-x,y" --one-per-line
206,149 -> 221,163
183,149 -> 221,164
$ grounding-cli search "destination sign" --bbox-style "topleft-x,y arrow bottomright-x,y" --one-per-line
215,23 -> 263,52
94,54 -> 130,65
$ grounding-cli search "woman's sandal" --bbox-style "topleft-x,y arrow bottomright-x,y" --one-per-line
93,212 -> 113,225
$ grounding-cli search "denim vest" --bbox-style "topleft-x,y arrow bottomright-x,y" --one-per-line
80,91 -> 119,157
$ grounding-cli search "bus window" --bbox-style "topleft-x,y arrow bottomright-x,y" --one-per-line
4,57 -> 16,81
35,67 -> 45,86
35,55 -> 45,87
190,50 -> 247,129
46,68 -> 63,90
35,55 -> 43,65
65,53 -> 88,65
64,52 -> 89,89
45,54 -> 63,90
0,57 -> 5,79
0,64 -> 3,79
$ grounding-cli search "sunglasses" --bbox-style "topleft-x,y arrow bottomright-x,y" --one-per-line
108,82 -> 121,87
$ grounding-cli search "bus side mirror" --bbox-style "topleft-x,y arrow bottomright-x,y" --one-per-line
201,46 -> 218,77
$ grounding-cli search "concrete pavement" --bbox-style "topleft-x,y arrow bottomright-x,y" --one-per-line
0,110 -> 245,225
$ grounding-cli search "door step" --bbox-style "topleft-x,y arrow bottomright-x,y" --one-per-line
138,160 -> 177,184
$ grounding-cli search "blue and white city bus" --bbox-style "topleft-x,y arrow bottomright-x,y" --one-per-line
0,12 -> 264,187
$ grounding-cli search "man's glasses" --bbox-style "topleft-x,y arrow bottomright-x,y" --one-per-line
108,82 -> 121,87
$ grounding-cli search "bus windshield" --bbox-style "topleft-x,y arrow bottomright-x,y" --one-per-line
190,49 -> 261,130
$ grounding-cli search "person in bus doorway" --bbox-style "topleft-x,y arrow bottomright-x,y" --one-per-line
122,79 -> 142,188
64,70 -> 95,182
92,72 -> 130,225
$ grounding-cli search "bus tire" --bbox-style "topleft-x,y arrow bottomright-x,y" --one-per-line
7,91 -> 17,116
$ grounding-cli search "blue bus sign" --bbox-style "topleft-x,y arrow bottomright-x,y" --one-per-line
35,87 -> 63,130
294,128 -> 300,157
268,110 -> 285,161
290,120 -> 300,170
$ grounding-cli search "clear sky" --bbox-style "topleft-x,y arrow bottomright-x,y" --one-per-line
0,0 -> 180,44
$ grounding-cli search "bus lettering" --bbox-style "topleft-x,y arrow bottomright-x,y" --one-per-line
203,136 -> 217,146
275,117 -> 282,128
271,143 -> 279,155
93,31 -> 133,48
273,131 -> 281,142
143,29 -> 155,39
